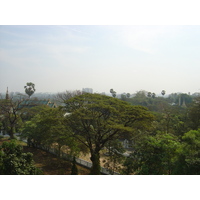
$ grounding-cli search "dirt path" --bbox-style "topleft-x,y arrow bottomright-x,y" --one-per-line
23,146 -> 90,175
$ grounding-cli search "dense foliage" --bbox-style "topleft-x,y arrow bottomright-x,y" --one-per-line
21,106 -> 86,157
0,140 -> 42,175
1,90 -> 200,175
64,93 -> 154,174
122,129 -> 200,175
0,99 -> 23,139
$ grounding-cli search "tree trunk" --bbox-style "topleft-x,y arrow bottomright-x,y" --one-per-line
71,157 -> 78,175
90,151 -> 101,175
9,127 -> 15,139
58,144 -> 62,158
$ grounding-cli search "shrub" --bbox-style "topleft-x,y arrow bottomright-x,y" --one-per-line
0,140 -> 43,175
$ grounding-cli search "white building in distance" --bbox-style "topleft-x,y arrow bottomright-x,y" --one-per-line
82,88 -> 93,93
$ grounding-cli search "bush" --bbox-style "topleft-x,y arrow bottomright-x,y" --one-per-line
0,140 -> 43,175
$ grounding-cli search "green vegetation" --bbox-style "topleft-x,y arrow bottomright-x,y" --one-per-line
120,91 -> 200,175
22,106 -> 87,157
122,133 -> 181,175
110,88 -> 117,97
122,129 -> 200,175
0,98 -> 23,139
0,140 -> 42,175
1,89 -> 200,175
64,93 -> 154,174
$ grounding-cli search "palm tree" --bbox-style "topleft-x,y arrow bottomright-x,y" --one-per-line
110,89 -> 116,98
152,93 -> 156,98
161,90 -> 166,97
126,93 -> 131,98
24,82 -> 36,99
147,92 -> 152,98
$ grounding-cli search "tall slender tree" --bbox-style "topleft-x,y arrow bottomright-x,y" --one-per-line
161,90 -> 166,97
147,92 -> 152,98
24,82 -> 36,99
110,89 -> 116,98
126,93 -> 131,98
152,93 -> 156,98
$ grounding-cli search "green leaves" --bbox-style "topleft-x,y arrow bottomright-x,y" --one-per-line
22,107 -> 65,144
64,93 -> 155,174
65,94 -> 154,167
0,140 -> 41,175
188,97 -> 200,130
176,129 -> 200,174
67,93 -> 154,140
123,133 -> 181,175
122,129 -> 200,175
21,107 -> 84,157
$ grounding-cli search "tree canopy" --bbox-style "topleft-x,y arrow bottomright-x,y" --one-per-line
2,89 -> 199,175
64,93 -> 154,174
21,107 -> 86,157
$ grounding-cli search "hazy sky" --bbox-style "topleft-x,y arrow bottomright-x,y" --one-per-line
1,25 -> 200,95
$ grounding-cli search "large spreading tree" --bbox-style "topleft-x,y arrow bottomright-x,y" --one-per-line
64,93 -> 154,175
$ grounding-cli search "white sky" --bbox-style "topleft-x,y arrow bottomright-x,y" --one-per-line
1,1 -> 200,96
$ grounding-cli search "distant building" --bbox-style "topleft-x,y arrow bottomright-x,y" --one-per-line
82,88 -> 93,93
18,99 -> 57,109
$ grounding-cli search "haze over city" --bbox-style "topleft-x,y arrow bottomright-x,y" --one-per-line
1,25 -> 200,95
